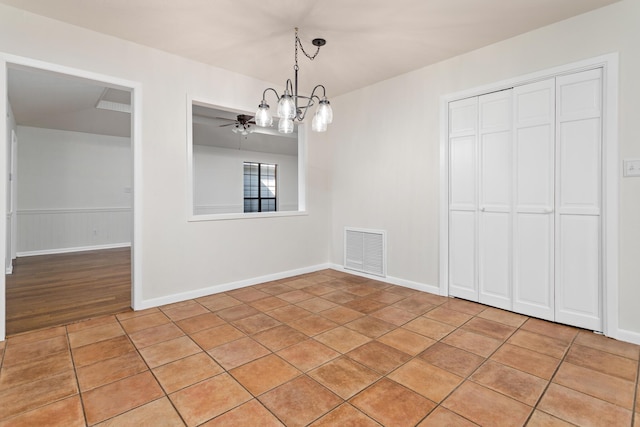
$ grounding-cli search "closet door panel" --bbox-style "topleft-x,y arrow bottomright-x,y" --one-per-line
515,125 -> 554,208
512,79 -> 555,320
449,211 -> 477,300
449,97 -> 478,301
558,118 -> 601,214
479,212 -> 511,308
481,132 -> 511,207
557,215 -> 600,328
555,69 -> 602,330
478,90 -> 512,309
514,213 -> 553,317
450,135 -> 476,209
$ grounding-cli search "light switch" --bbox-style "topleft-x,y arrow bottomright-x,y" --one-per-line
623,159 -> 640,177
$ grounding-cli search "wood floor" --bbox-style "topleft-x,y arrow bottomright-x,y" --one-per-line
5,247 -> 131,335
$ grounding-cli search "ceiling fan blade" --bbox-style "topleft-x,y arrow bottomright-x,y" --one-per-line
237,114 -> 254,122
219,122 -> 235,127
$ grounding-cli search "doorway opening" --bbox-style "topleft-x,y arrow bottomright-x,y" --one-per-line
3,62 -> 138,336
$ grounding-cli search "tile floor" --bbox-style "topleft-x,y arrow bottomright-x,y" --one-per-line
0,269 -> 639,426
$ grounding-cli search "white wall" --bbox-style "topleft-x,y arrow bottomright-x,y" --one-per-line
329,0 -> 640,338
17,127 -> 131,210
16,126 -> 132,254
0,2 -> 330,322
193,145 -> 298,214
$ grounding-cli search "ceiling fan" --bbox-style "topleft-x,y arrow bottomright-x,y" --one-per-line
218,114 -> 256,136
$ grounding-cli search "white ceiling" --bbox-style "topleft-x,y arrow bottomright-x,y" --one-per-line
8,65 -> 132,137
3,0 -> 619,137
1,0 -> 619,96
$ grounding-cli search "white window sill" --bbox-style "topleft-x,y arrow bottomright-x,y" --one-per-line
188,210 -> 308,222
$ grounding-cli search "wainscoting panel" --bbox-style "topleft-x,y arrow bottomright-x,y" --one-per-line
17,207 -> 132,255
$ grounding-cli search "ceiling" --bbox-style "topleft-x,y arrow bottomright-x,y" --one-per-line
1,0 -> 619,96
8,65 -> 132,137
3,0 -> 619,138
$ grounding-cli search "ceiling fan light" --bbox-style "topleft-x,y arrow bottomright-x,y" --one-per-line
317,97 -> 333,124
232,123 -> 254,136
312,111 -> 327,132
278,117 -> 294,134
255,100 -> 273,127
277,92 -> 296,119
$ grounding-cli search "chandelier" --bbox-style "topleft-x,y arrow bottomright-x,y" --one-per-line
255,27 -> 333,134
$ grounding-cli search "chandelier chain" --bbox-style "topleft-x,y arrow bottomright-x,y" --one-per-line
294,28 -> 321,70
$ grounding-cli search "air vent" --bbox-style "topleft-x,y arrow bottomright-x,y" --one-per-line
95,88 -> 131,113
96,100 -> 131,113
344,227 -> 386,277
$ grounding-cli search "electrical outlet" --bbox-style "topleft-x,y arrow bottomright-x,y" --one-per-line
623,159 -> 640,177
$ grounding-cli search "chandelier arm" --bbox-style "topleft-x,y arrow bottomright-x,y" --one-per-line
297,96 -> 317,121
261,87 -> 280,101
285,79 -> 294,96
308,84 -> 327,100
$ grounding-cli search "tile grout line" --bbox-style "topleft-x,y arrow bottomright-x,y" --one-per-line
158,295 -> 307,426
522,326 -> 581,425
207,281 -> 353,426
151,301 -> 252,427
65,325 -> 91,427
101,312 -> 188,427
310,296 -> 475,426
410,304 -> 525,426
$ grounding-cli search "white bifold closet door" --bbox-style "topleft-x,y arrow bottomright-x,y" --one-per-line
554,69 -> 602,331
512,79 -> 556,321
448,97 -> 479,301
478,90 -> 513,310
448,69 -> 602,331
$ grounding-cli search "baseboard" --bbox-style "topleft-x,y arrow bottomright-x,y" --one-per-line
329,263 -> 442,296
612,327 -> 640,346
5,264 -> 13,274
136,263 -> 331,310
17,242 -> 131,257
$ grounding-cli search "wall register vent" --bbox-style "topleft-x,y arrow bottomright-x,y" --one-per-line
344,227 -> 386,277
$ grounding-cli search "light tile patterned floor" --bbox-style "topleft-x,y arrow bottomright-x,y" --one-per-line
1,269 -> 639,426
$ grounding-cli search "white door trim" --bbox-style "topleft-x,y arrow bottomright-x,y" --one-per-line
439,53 -> 619,338
0,53 -> 143,340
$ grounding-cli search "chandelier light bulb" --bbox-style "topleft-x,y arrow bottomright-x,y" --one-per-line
278,117 -> 294,134
312,111 -> 327,132
317,97 -> 333,124
255,100 -> 273,127
277,92 -> 296,119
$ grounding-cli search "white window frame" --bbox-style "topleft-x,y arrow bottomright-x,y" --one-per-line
186,96 -> 307,221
